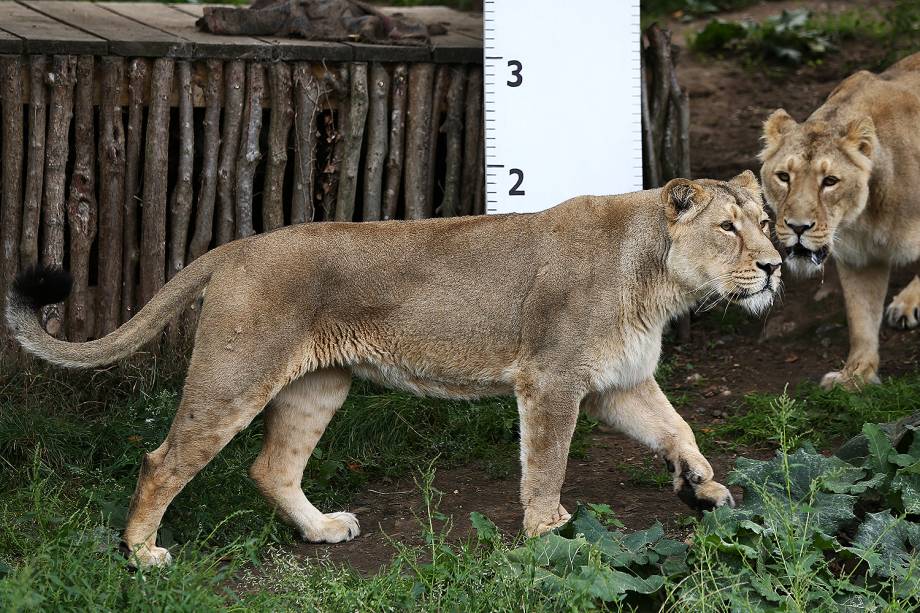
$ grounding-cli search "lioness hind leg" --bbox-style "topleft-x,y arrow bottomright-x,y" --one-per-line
122,374 -> 274,568
885,275 -> 920,330
583,379 -> 734,511
249,368 -> 359,544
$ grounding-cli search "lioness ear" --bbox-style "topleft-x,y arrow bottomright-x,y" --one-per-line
729,169 -> 762,202
759,109 -> 797,160
662,178 -> 707,222
842,116 -> 876,159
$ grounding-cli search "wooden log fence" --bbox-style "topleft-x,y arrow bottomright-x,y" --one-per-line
0,2 -> 486,348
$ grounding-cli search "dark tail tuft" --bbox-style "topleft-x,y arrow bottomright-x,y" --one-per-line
10,266 -> 73,310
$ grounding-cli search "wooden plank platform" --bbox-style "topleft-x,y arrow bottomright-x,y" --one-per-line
0,1 -> 483,62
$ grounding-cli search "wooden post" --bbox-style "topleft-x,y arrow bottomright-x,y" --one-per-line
264,62 -> 293,232
383,63 -> 408,221
404,63 -> 435,219
41,55 -> 76,338
319,66 -> 349,220
472,121 -> 485,215
438,66 -> 466,218
427,65 -> 450,208
335,62 -> 368,222
0,56 -> 24,344
65,56 -> 97,342
138,58 -> 174,308
460,66 -> 482,217
236,62 -> 264,238
216,60 -> 245,245
96,56 -> 125,337
20,55 -> 47,270
362,62 -> 389,222
122,58 -> 148,324
188,60 -> 222,262
168,60 -> 194,280
291,62 -> 319,225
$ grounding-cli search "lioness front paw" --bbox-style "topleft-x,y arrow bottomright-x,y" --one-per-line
302,512 -> 361,544
523,504 -> 571,537
820,369 -> 880,391
124,543 -> 172,568
676,478 -> 735,512
886,276 -> 920,330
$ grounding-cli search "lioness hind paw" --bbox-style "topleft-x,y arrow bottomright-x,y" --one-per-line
303,512 -> 360,544
124,544 -> 173,568
524,505 -> 571,537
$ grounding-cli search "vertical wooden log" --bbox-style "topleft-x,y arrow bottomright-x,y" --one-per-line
0,56 -> 24,344
138,58 -> 174,308
41,55 -> 76,337
97,56 -> 125,337
20,55 -> 47,270
460,66 -> 482,217
122,58 -> 148,324
427,65 -> 450,209
291,62 -> 319,225
168,60 -> 194,280
264,62 -> 293,231
216,60 -> 245,245
65,56 -> 97,342
335,62 -> 368,222
188,60 -> 222,262
320,66 -> 349,220
362,63 -> 389,222
404,63 -> 435,220
438,66 -> 466,218
236,62 -> 264,239
383,64 -> 407,221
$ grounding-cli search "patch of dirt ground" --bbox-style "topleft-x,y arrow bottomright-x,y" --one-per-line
290,0 -> 920,574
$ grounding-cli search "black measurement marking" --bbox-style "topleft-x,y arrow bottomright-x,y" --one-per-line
508,169 -> 525,196
487,164 -> 505,168
506,60 -> 523,87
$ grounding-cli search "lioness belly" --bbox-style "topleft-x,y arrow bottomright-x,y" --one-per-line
351,362 -> 514,399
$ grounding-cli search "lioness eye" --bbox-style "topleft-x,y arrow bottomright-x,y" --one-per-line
822,176 -> 839,187
720,221 -> 735,232
760,219 -> 769,230
776,171 -> 790,183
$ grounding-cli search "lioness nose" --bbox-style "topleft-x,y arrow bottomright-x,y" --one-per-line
785,220 -> 815,236
756,261 -> 781,276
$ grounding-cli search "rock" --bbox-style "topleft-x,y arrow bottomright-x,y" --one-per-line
761,317 -> 797,341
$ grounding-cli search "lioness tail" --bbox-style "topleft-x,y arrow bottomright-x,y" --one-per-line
5,247 -> 225,368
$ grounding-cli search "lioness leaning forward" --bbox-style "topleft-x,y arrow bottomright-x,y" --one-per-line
6,172 -> 780,567
760,51 -> 920,390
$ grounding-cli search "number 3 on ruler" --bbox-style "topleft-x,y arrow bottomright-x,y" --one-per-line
507,60 -> 523,87
509,169 -> 525,195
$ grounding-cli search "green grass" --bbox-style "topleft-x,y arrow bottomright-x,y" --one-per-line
698,374 -> 920,453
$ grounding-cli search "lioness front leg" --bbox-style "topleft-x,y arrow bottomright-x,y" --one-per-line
582,379 -> 734,511
886,275 -> 920,330
822,260 -> 890,390
515,382 -> 582,537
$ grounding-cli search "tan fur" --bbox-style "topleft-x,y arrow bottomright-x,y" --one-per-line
6,173 -> 780,567
759,52 -> 920,390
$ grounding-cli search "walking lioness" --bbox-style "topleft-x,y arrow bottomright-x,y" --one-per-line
760,52 -> 920,390
6,172 -> 779,567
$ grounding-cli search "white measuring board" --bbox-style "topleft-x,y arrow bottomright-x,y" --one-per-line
483,0 -> 643,214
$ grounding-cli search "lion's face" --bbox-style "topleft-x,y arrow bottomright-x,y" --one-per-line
663,171 -> 782,315
758,109 -> 876,276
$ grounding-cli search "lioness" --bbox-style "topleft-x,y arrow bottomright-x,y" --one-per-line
6,173 -> 779,567
760,52 -> 920,390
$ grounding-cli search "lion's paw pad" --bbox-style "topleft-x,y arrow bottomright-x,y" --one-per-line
304,512 -> 360,544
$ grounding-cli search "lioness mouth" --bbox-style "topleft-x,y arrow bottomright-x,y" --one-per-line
790,244 -> 829,266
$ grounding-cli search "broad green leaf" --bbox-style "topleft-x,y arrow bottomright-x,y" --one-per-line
892,473 -> 920,514
849,510 -> 920,578
863,423 -> 896,475
569,565 -> 665,601
469,512 -> 499,543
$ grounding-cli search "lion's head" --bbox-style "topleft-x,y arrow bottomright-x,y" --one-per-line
758,108 -> 877,276
662,171 -> 782,315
